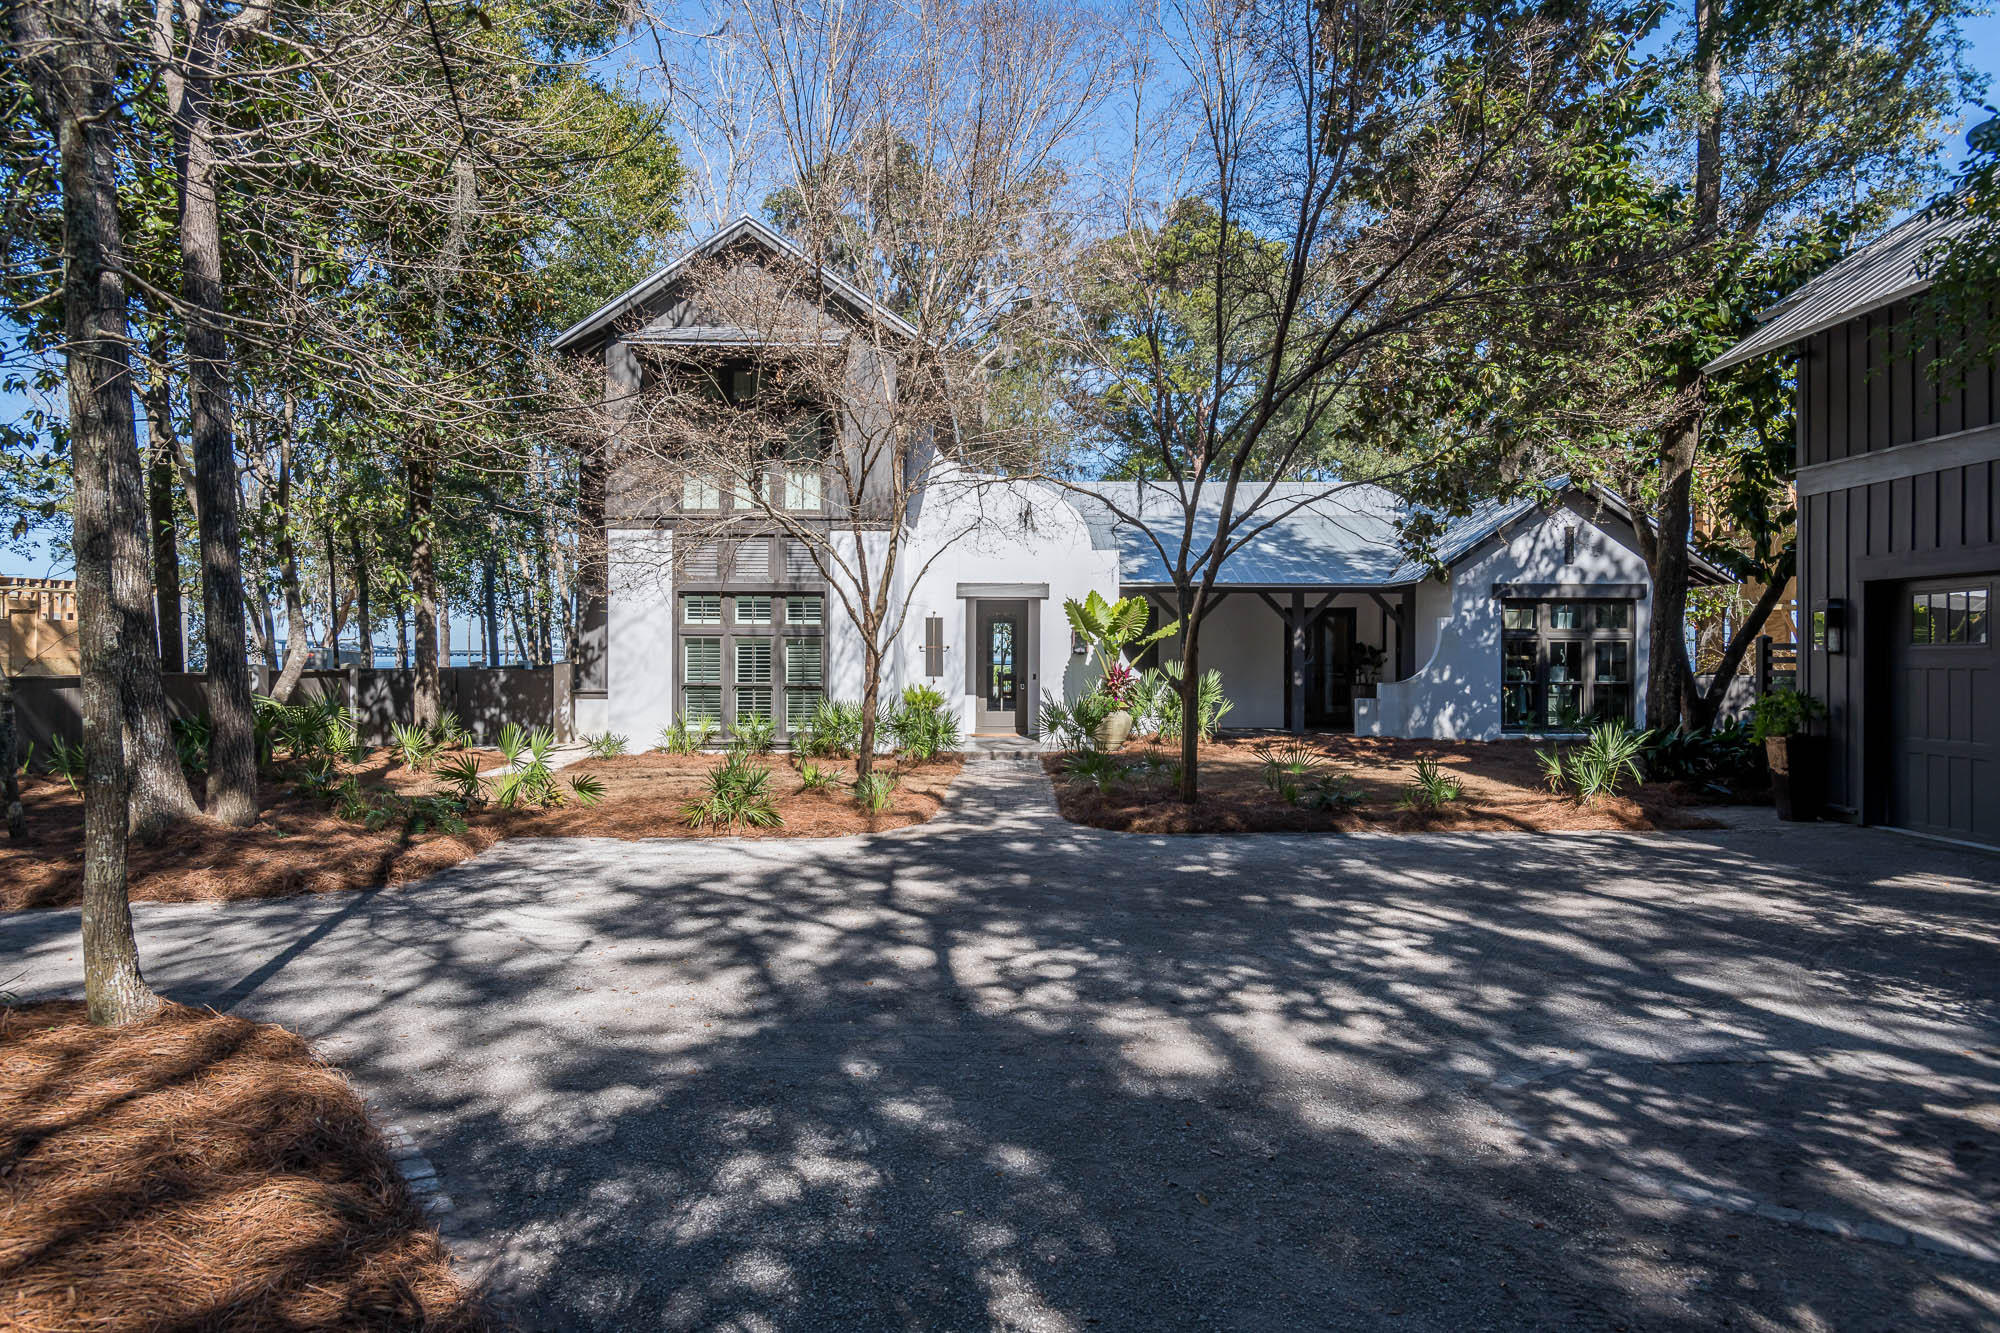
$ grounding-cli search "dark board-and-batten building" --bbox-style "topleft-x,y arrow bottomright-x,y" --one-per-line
1709,205 -> 1998,848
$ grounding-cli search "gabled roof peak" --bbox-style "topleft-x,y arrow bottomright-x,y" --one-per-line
549,214 -> 919,353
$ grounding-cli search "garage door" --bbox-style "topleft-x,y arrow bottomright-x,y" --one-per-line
1889,575 -> 1998,845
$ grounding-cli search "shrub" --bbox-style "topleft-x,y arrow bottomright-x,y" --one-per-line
682,751 -> 782,828
431,711 -> 472,750
1639,722 -> 1761,790
853,769 -> 899,813
390,720 -> 438,771
731,714 -> 778,754
1399,757 -> 1463,810
433,752 -> 487,805
1062,750 -> 1129,793
1541,723 -> 1651,802
795,698 -> 863,758
1041,692 -> 1115,753
492,727 -> 598,809
171,715 -> 212,774
657,714 -> 717,756
1747,688 -> 1829,742
885,685 -> 961,761
46,735 -> 86,792
1296,773 -> 1365,811
795,759 -> 843,793
583,732 -> 629,759
1154,662 -> 1233,742
1254,741 -> 1325,796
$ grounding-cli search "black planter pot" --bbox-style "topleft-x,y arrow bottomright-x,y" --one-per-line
1765,734 -> 1828,822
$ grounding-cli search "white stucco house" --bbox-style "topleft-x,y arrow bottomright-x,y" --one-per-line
553,217 -> 1724,746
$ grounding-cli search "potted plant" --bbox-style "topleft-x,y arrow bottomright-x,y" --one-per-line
1063,592 -> 1183,751
1748,688 -> 1830,821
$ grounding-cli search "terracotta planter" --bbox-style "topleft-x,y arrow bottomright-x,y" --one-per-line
1092,708 -> 1133,751
1765,734 -> 1827,822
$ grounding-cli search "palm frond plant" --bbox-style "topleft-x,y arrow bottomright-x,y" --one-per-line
682,752 -> 782,828
1297,773 -> 1365,811
795,760 -> 843,793
431,711 -> 472,750
657,714 -> 718,756
46,735 -> 86,792
1255,741 -> 1325,800
731,714 -> 777,754
1399,757 -> 1463,810
795,698 -> 864,758
171,715 -> 212,774
495,722 -> 528,769
885,685 -> 961,761
1155,662 -> 1233,742
434,752 -> 487,805
1536,744 -> 1569,794
583,731 -> 629,759
1564,722 -> 1651,802
1062,750 -> 1128,793
566,773 -> 607,807
390,720 -> 438,771
854,769 -> 899,813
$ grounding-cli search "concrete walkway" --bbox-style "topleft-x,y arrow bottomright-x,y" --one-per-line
5,763 -> 1999,1331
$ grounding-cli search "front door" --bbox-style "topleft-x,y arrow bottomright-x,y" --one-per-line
1304,609 -> 1358,730
1888,574 -> 1997,845
975,600 -> 1027,733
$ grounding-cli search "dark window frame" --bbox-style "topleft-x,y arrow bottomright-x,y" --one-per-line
1501,598 -> 1636,732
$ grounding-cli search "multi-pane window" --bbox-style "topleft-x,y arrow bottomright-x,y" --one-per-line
682,593 -> 721,625
683,637 -> 722,723
1500,599 -> 1636,731
734,639 -> 773,722
783,468 -> 823,511
784,638 -> 824,730
682,475 -> 720,511
787,594 -> 823,626
1910,587 -> 1990,645
735,594 -> 773,625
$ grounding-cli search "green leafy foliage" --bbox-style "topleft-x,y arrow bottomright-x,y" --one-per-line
731,715 -> 778,755
390,720 -> 439,771
1639,723 -> 1762,791
1152,663 -> 1232,743
491,727 -> 597,809
1063,591 -> 1182,679
1399,758 -> 1463,811
431,712 -> 472,751
885,685 -> 960,761
657,714 -> 717,756
46,735 -> 86,792
1254,741 -> 1325,793
171,715 -> 211,774
1540,723 -> 1653,802
853,770 -> 899,814
794,699 -> 863,758
433,752 -> 487,805
795,759 -> 843,793
682,751 -> 782,828
1747,689 -> 1829,742
1061,750 -> 1128,793
1040,692 -> 1116,753
582,732 -> 629,759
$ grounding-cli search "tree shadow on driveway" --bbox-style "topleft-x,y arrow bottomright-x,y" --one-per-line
6,783 -> 1999,1331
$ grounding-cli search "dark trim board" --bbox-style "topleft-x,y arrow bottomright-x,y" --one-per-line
1491,582 -> 1649,600
1796,420 -> 2000,496
956,582 -> 1050,600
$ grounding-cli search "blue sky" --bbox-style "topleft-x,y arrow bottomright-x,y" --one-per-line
2,10 -> 1995,581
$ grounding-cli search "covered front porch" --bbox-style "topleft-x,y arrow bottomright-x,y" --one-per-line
1128,584 -> 1424,734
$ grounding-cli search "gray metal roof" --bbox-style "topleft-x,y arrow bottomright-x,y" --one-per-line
549,215 -> 920,354
1062,479 -> 1731,588
1705,205 -> 1973,372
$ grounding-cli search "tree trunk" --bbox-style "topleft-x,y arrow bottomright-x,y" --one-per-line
353,532 -> 372,665
1691,565 -> 1794,730
483,551 -> 499,667
144,400 -> 184,672
1644,408 -> 1700,734
173,32 -> 258,827
1176,581 -> 1201,803
397,601 -> 409,669
856,640 -> 881,780
2,670 -> 25,839
410,454 -> 440,726
23,0 -> 163,1022
266,412 -> 312,704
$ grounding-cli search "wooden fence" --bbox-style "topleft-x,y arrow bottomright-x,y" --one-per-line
9,665 -> 571,772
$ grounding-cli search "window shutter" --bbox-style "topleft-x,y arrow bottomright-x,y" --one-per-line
786,638 -> 823,687
785,539 -> 817,581
924,615 -> 943,678
684,638 -> 721,683
736,639 -> 772,685
682,542 -> 721,580
730,538 -> 770,581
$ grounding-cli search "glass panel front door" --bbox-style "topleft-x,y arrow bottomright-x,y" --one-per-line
986,617 -> 1017,712
975,600 -> 1028,733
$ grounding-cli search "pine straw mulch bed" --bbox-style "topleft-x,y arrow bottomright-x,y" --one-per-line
0,1000 -> 486,1333
1046,734 -> 1731,835
1,749 -> 962,912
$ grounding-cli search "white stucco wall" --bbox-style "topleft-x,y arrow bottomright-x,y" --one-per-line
1358,497 -> 1653,740
603,528 -> 677,744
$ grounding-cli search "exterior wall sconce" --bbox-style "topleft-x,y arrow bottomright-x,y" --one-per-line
1813,598 -> 1847,655
1071,628 -> 1088,656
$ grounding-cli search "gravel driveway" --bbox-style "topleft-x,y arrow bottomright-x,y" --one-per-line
5,762 -> 1999,1331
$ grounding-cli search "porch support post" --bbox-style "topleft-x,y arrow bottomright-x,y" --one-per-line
1290,590 -> 1306,735
1397,587 -> 1417,681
